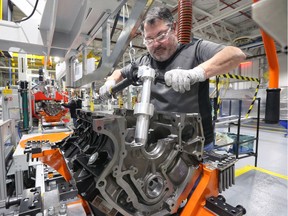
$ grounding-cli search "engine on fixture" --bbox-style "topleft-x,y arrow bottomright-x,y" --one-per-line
31,69 -> 68,122
59,108 -> 204,216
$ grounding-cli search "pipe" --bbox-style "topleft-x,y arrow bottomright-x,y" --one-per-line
177,0 -> 193,44
6,196 -> 21,209
253,0 -> 280,89
253,0 -> 281,123
260,31 -> 280,88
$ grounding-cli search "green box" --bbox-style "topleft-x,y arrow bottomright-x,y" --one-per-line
226,132 -> 255,154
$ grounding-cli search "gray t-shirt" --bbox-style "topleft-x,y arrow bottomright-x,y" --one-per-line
121,39 -> 225,144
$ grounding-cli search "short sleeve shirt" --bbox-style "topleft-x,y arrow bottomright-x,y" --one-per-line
121,39 -> 225,144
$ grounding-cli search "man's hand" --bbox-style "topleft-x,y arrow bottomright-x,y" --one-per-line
99,80 -> 116,99
164,66 -> 206,93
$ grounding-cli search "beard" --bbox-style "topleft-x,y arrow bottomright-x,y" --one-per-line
150,45 -> 171,62
149,38 -> 178,62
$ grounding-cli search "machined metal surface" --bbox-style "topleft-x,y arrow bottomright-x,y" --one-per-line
134,66 -> 155,146
18,187 -> 42,216
59,108 -> 205,216
204,151 -> 237,193
205,195 -> 246,216
41,101 -> 62,116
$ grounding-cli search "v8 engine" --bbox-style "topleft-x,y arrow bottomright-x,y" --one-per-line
59,108 -> 205,216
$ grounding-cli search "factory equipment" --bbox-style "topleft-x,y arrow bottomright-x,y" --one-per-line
31,69 -> 69,123
0,66 -> 246,216
0,87 -> 21,122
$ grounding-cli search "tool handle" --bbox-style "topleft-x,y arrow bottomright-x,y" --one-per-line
155,73 -> 166,85
110,78 -> 132,96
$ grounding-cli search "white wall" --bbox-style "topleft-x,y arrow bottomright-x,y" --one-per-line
278,54 -> 288,88
214,52 -> 287,119
231,53 -> 287,90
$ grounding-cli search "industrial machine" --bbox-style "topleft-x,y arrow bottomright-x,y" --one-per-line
31,69 -> 69,123
1,66 -> 246,216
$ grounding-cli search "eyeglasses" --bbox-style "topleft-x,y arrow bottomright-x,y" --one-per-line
143,28 -> 172,46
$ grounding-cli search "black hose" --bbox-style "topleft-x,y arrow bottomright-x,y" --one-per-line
110,78 -> 132,96
14,0 -> 39,23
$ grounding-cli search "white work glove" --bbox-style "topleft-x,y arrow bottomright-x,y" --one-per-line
99,80 -> 116,99
164,66 -> 206,93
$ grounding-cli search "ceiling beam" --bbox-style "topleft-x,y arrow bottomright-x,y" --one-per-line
192,5 -> 236,31
192,2 -> 253,32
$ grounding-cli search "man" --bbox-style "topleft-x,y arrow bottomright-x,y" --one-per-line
62,90 -> 82,128
99,7 -> 246,151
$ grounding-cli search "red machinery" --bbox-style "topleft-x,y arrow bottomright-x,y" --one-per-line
32,91 -> 69,122
31,79 -> 69,123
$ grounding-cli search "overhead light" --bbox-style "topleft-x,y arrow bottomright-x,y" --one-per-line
240,61 -> 252,66
54,57 -> 60,63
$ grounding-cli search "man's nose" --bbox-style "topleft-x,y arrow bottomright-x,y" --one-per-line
152,40 -> 161,47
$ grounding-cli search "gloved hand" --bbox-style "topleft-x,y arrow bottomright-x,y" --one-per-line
99,79 -> 116,99
164,66 -> 206,93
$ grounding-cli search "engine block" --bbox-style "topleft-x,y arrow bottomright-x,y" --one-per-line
59,109 -> 205,216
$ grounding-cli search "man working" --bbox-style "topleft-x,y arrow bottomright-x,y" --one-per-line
62,90 -> 82,128
99,7 -> 246,151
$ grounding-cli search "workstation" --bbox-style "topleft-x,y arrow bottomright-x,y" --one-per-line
0,0 -> 287,215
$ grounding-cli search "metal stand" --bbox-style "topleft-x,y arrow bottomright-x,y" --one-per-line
0,119 -> 16,208
214,98 -> 260,167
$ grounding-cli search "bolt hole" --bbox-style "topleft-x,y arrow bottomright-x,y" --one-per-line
30,188 -> 37,192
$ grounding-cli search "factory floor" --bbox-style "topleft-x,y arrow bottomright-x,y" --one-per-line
217,119 -> 288,216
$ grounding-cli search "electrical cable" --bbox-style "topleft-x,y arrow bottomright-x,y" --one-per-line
14,0 -> 39,23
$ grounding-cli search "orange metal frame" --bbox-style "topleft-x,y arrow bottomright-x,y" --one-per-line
38,109 -> 68,122
20,132 -> 72,181
19,132 -> 92,214
21,133 -> 220,215
181,164 -> 219,216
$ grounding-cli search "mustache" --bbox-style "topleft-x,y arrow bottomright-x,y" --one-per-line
153,45 -> 166,53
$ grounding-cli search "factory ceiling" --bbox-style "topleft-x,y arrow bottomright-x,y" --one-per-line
0,0 -> 285,85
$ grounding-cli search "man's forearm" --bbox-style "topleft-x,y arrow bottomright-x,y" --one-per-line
107,69 -> 124,83
200,46 -> 246,79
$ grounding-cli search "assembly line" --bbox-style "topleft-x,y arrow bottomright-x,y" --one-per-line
0,0 -> 287,215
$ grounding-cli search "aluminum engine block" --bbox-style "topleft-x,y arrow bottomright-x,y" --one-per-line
59,109 -> 205,216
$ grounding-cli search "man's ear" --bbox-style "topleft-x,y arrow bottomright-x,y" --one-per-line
173,22 -> 178,35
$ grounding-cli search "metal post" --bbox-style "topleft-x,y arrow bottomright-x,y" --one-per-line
20,81 -> 29,131
235,100 -> 242,159
82,46 -> 87,76
255,98 -> 261,167
134,66 -> 155,146
0,119 -> 16,207
15,170 -> 24,196
0,124 -> 7,208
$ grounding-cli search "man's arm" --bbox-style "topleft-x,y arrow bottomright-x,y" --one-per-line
61,103 -> 70,108
106,69 -> 124,83
164,46 -> 246,93
99,69 -> 124,97
200,46 -> 246,79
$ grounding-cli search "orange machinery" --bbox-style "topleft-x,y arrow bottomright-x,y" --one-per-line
31,90 -> 69,123
18,111 -> 246,216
